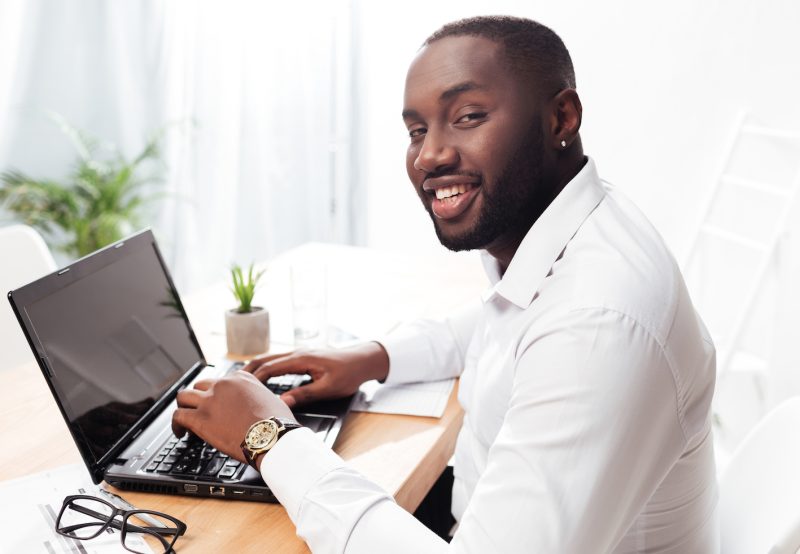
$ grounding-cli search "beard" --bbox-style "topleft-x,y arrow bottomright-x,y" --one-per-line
425,118 -> 547,252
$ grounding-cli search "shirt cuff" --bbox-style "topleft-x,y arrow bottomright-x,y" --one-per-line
259,427 -> 346,519
377,325 -> 428,385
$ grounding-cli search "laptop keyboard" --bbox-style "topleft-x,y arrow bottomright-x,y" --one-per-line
144,434 -> 240,479
142,366 -> 313,480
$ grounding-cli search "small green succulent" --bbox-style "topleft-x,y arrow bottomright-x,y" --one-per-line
230,263 -> 265,313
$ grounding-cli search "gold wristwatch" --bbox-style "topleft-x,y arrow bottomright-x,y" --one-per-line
241,417 -> 302,470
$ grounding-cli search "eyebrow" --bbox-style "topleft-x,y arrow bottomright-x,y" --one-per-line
402,81 -> 488,121
439,81 -> 487,103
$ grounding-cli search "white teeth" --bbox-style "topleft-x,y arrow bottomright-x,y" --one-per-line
435,184 -> 473,200
435,186 -> 454,199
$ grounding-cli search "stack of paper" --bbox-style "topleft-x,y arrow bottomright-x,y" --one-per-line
351,378 -> 455,418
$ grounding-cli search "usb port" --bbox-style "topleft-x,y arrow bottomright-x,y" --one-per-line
232,489 -> 246,496
209,486 -> 225,496
251,491 -> 264,497
183,484 -> 198,493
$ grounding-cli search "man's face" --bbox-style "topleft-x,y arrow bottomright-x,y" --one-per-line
403,35 -> 549,252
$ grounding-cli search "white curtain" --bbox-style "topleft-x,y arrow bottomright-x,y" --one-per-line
0,0 -> 358,291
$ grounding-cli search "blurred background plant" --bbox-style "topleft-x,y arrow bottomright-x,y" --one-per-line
0,113 -> 166,258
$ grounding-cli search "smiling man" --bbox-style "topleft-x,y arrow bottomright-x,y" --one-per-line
403,27 -> 577,267
172,16 -> 719,553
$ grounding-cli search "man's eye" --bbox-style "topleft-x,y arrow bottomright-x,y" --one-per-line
456,112 -> 487,124
408,127 -> 427,139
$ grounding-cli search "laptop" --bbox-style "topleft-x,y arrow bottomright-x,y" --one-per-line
7,228 -> 352,502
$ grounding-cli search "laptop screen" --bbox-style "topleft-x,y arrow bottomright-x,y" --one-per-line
21,234 -> 204,465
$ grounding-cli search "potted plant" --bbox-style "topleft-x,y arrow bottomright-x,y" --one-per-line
226,263 -> 269,357
0,114 -> 167,259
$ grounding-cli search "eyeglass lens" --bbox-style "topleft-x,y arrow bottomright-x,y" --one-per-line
122,510 -> 182,554
59,496 -> 116,539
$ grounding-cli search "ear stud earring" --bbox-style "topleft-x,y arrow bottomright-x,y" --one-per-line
560,140 -> 567,148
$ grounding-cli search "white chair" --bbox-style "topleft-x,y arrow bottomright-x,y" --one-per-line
720,396 -> 800,554
0,224 -> 57,371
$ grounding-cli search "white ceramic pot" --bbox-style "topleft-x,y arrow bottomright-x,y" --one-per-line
225,307 -> 270,356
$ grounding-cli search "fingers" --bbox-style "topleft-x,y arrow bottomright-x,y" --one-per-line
173,384 -> 212,436
242,351 -> 297,373
172,407 -> 197,438
193,379 -> 214,391
176,388 -> 207,409
281,379 -> 327,408
232,370 -> 262,385
252,354 -> 316,382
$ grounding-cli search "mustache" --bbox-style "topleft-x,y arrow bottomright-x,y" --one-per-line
423,169 -> 482,181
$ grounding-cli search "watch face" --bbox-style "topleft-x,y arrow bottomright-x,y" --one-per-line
246,419 -> 279,450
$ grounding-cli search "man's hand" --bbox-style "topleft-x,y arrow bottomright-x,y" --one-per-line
171,371 -> 294,463
243,342 -> 390,408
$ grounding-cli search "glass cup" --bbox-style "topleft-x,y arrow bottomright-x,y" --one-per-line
290,262 -> 327,347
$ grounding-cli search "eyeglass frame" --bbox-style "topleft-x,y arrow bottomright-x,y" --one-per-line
56,494 -> 187,554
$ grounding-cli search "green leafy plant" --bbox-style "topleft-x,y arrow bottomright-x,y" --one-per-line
0,114 -> 166,258
230,263 -> 265,313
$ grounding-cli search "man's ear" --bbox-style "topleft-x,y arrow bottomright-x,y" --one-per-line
549,89 -> 582,150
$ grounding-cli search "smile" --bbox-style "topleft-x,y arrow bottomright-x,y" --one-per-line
434,183 -> 476,200
429,183 -> 480,220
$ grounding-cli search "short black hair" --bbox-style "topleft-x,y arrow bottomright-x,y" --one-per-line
424,16 -> 576,93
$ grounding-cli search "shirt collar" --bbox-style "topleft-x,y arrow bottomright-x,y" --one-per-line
480,157 -> 607,308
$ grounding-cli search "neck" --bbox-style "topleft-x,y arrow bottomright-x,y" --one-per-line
487,150 -> 587,274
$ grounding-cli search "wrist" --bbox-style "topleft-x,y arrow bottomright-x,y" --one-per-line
360,341 -> 390,382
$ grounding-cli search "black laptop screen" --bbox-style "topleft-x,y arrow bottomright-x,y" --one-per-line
24,240 -> 203,463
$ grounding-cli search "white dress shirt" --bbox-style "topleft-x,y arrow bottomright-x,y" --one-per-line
261,158 -> 719,553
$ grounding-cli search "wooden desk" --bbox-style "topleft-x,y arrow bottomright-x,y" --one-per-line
0,243 -> 486,553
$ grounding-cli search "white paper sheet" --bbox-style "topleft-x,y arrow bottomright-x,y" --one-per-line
351,378 -> 455,418
0,464 -> 152,553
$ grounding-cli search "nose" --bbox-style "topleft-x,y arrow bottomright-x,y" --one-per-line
413,130 -> 459,173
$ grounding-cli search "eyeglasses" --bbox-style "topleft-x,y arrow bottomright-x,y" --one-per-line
56,494 -> 187,554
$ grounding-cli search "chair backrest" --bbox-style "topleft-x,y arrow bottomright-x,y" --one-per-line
719,396 -> 800,554
0,224 -> 57,370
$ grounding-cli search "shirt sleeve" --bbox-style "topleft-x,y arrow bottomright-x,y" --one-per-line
379,300 -> 482,385
261,427 -> 450,554
262,307 -> 687,553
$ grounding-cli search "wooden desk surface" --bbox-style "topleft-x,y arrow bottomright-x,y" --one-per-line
0,243 -> 486,553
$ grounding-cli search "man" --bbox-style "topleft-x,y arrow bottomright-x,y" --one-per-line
172,16 -> 718,553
